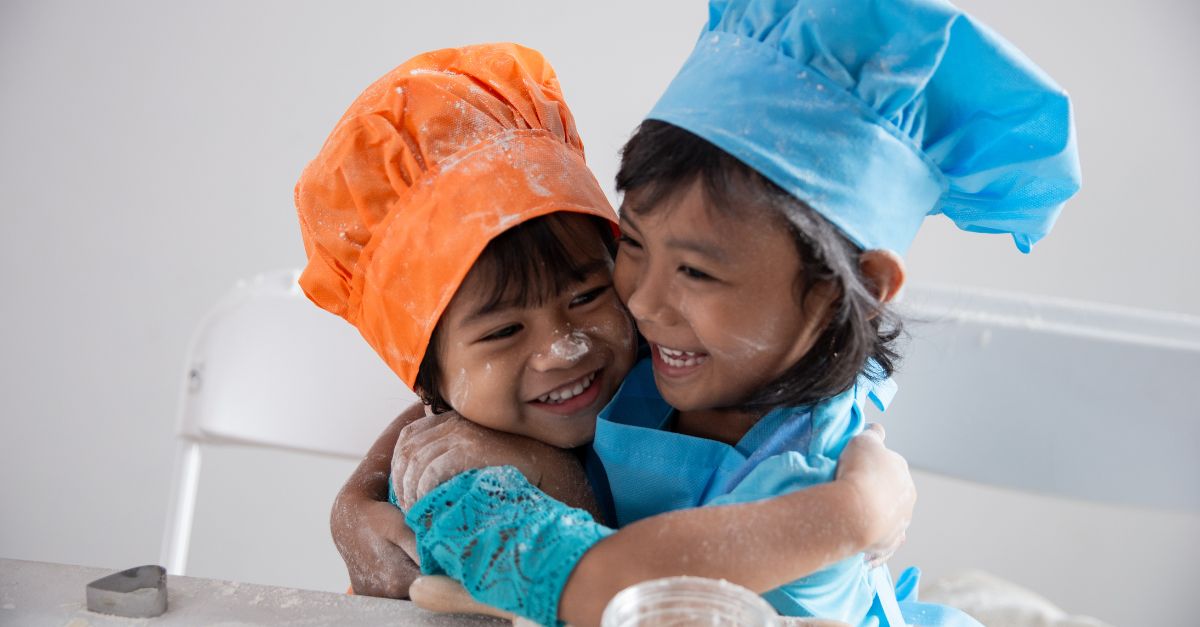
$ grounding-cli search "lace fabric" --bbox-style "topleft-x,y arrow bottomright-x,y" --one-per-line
405,466 -> 613,627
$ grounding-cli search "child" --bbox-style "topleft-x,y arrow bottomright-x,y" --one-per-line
391,1 -> 1082,626
299,41 -> 918,616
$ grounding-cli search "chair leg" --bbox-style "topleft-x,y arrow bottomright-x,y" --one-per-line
160,440 -> 202,575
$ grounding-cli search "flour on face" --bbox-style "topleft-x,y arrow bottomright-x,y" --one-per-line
549,330 -> 592,362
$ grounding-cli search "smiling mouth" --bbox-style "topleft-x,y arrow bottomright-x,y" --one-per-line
655,344 -> 709,368
535,370 -> 599,405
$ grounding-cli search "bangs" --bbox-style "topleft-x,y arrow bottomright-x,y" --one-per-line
470,212 -> 615,315
617,120 -> 765,220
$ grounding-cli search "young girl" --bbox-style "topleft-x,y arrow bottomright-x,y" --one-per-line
295,43 -> 640,548
390,0 -> 1081,625
300,40 -> 917,616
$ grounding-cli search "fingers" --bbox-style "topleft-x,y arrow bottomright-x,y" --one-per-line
394,524 -> 418,563
410,576 -> 516,621
399,438 -> 449,512
396,412 -> 455,452
397,413 -> 518,510
350,552 -> 421,599
411,447 -> 463,510
397,420 -> 457,509
863,422 -> 886,441
371,500 -> 416,544
345,524 -> 421,598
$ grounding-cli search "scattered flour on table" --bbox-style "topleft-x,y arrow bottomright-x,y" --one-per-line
922,570 -> 1114,627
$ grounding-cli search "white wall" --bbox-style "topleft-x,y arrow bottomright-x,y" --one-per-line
1,1 -> 1196,626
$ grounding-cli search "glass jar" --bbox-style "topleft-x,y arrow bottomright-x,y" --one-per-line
601,576 -> 779,627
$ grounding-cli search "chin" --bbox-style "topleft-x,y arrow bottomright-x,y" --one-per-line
533,422 -> 594,449
549,435 -> 592,449
650,378 -> 703,412
661,386 -> 748,415
655,390 -> 705,413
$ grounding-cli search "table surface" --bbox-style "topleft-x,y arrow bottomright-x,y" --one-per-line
0,558 -> 505,626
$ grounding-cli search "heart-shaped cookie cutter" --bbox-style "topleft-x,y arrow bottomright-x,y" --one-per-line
85,564 -> 168,618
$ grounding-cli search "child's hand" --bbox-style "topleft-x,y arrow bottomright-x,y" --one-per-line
331,485 -> 421,598
329,403 -> 426,598
835,423 -> 915,566
392,412 -> 581,512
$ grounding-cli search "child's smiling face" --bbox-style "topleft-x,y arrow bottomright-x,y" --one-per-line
432,214 -> 637,449
615,180 -> 836,413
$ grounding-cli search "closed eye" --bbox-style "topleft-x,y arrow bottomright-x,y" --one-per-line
679,265 -> 716,281
617,234 -> 643,250
570,284 -> 611,307
481,324 -> 522,342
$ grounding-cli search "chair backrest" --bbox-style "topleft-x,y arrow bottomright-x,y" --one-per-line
178,269 -> 415,456
880,283 -> 1200,512
161,269 -> 417,575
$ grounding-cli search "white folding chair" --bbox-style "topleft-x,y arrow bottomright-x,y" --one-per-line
879,284 -> 1200,625
160,269 -> 417,587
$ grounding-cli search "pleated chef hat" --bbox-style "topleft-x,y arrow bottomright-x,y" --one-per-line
648,0 -> 1082,254
296,44 -> 616,387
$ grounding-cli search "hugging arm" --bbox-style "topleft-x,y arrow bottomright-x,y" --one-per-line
560,425 -> 912,625
398,419 -> 914,627
330,405 -> 603,600
329,402 -> 425,598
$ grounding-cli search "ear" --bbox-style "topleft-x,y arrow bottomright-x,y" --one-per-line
859,249 -> 906,305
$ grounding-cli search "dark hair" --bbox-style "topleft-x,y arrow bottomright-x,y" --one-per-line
414,212 -> 617,412
616,120 -> 902,412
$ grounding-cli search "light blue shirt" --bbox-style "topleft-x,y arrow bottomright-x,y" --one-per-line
593,358 -> 912,624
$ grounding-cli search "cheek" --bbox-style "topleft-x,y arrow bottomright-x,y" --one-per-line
681,294 -> 779,361
717,313 -> 782,360
580,301 -> 635,353
474,352 -> 523,399
675,292 -> 714,336
445,367 -> 470,408
441,345 -> 510,414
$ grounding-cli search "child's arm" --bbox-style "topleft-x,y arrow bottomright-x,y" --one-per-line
329,402 -> 425,598
559,424 -> 910,625
330,407 -> 602,600
396,417 -> 913,627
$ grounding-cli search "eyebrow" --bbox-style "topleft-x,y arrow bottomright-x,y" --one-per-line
620,212 -> 729,263
461,258 -> 613,326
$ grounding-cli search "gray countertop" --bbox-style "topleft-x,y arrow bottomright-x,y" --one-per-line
0,558 -> 506,626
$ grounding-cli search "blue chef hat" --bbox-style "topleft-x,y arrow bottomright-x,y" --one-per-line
647,0 -> 1082,254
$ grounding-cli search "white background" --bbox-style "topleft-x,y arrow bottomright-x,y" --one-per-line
2,1 -> 1197,625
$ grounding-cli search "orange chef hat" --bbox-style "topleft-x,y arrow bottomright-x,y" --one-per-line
295,43 -> 616,387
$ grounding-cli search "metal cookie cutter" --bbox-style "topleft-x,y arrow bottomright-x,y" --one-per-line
86,564 -> 168,618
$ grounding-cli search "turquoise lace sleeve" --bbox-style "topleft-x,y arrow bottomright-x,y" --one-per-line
404,466 -> 614,627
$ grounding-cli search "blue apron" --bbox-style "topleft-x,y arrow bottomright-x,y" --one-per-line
592,359 -> 979,627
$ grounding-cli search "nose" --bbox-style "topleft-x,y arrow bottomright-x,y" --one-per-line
528,325 -> 593,372
622,263 -> 672,328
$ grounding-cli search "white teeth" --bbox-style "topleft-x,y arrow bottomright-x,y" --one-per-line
537,371 -> 597,404
657,345 -> 709,369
